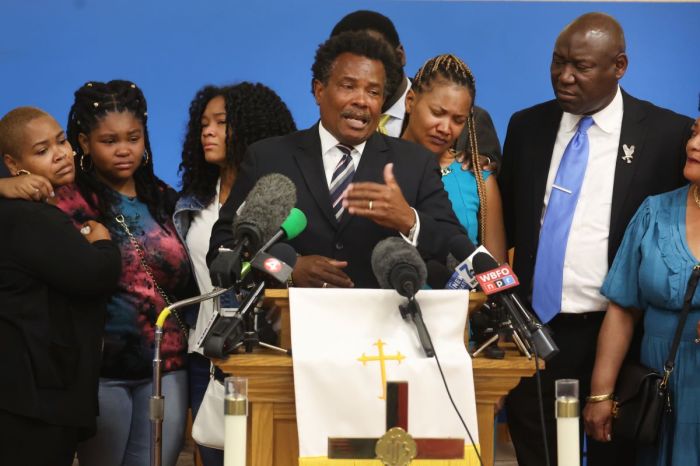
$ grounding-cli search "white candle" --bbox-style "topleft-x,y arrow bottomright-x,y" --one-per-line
555,379 -> 580,466
224,377 -> 248,466
556,414 -> 580,466
224,405 -> 247,466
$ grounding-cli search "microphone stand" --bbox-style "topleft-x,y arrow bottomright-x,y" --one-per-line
152,283 -> 289,466
202,280 -> 289,358
471,318 -> 532,359
151,287 -> 232,466
229,280 -> 289,355
399,293 -> 435,358
471,295 -> 558,361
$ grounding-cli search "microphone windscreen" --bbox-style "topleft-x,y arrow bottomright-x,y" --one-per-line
426,260 -> 452,289
371,237 -> 427,290
448,235 -> 477,262
233,173 -> 296,251
280,208 -> 307,240
267,242 -> 298,269
472,252 -> 500,274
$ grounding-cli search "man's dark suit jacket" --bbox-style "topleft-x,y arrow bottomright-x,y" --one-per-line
209,124 -> 465,288
499,90 -> 693,299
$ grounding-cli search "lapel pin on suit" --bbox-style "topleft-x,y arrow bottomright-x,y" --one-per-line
622,144 -> 635,163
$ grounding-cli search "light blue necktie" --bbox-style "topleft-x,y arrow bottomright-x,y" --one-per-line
532,116 -> 594,323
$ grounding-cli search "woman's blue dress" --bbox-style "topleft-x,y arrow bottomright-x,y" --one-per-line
440,161 -> 491,245
601,185 -> 700,466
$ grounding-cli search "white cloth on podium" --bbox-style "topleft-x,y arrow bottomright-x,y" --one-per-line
289,288 -> 479,459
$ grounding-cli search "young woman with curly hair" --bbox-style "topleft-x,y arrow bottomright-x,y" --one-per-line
173,82 -> 296,465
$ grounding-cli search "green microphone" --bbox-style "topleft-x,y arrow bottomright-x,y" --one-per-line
280,207 -> 307,240
256,207 -> 307,254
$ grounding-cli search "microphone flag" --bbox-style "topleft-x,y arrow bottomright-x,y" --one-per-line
474,262 -> 520,295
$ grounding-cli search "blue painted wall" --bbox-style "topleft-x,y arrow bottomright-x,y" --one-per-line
2,1 -> 698,186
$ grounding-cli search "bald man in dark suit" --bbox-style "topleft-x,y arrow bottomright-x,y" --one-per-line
499,12 -> 693,466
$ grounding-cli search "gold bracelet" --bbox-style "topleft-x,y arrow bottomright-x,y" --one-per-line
586,393 -> 614,403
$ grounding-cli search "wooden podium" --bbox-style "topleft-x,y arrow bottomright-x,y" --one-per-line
214,290 -> 540,466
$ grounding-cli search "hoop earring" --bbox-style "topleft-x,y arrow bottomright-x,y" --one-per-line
14,169 -> 31,176
142,149 -> 150,165
79,153 -> 93,172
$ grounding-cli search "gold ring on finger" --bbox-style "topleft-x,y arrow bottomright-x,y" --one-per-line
368,200 -> 373,210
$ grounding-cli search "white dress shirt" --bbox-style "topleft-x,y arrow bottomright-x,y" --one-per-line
541,86 -> 623,314
319,122 -> 366,186
186,178 -> 224,353
318,122 -> 419,245
381,77 -> 411,138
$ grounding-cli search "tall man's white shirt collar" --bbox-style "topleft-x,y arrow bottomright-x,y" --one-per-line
383,77 -> 412,119
560,85 -> 623,134
381,77 -> 412,138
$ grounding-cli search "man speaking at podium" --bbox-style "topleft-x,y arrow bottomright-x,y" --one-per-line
208,31 -> 463,288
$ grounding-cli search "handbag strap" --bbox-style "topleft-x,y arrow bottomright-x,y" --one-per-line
662,264 -> 700,385
114,214 -> 189,336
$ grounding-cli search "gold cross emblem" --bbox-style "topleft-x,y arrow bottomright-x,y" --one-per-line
358,339 -> 405,399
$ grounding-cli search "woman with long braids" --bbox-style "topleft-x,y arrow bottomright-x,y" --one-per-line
59,80 -> 194,466
174,82 -> 296,465
401,54 -> 506,263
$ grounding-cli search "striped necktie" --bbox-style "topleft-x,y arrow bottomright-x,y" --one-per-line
532,116 -> 594,323
329,143 -> 355,221
377,114 -> 391,135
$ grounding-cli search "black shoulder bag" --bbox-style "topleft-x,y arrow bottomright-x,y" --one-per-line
612,264 -> 700,444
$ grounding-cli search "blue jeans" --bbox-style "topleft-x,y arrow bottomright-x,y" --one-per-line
77,370 -> 188,466
189,352 -> 224,466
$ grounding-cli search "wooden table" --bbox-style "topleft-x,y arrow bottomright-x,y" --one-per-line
214,290 -> 541,466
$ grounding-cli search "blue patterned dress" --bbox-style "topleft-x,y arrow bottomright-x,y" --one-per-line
601,185 -> 700,466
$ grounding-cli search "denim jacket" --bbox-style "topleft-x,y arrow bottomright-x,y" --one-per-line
173,193 -> 237,325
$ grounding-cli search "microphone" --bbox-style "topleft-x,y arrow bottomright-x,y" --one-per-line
210,177 -> 300,289
441,235 -> 480,290
426,260 -> 453,289
256,207 -> 307,255
448,235 -> 477,262
371,237 -> 433,357
241,209 -> 305,285
203,242 -> 299,358
371,237 -> 427,298
232,173 -> 297,256
471,252 -> 559,361
249,242 -> 298,284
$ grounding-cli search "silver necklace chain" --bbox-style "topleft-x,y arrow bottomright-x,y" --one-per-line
114,214 -> 188,336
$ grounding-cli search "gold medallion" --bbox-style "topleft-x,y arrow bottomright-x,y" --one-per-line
375,427 -> 417,466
